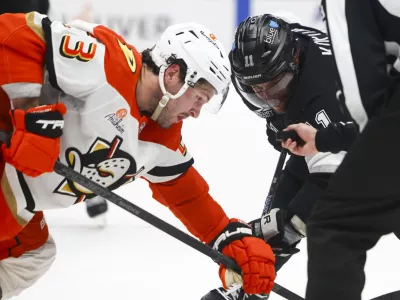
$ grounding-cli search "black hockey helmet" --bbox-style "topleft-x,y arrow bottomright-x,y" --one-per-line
230,14 -> 298,113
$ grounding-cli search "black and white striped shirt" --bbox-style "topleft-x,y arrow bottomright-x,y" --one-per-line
321,0 -> 400,131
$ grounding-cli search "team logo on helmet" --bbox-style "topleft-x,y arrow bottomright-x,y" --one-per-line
269,20 -> 279,28
209,33 -> 217,41
265,24 -> 279,44
200,31 -> 220,49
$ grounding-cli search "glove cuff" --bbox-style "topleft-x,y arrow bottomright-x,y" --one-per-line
209,219 -> 252,252
260,208 -> 286,242
290,214 -> 307,237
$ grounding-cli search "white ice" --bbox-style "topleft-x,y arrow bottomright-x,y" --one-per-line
15,93 -> 400,300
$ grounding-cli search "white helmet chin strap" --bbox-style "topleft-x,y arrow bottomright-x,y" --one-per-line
151,65 -> 191,121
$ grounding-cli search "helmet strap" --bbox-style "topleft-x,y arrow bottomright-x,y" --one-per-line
150,65 -> 190,121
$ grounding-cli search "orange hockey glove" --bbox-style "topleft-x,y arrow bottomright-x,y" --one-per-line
2,103 -> 67,177
210,219 -> 276,295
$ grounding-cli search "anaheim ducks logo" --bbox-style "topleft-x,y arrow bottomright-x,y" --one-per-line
54,136 -> 144,203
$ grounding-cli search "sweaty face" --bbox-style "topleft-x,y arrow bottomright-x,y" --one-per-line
250,72 -> 294,113
156,83 -> 214,129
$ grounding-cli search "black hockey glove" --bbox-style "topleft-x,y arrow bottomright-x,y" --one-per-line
249,208 -> 304,257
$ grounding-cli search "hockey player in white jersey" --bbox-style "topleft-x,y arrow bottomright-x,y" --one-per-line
0,12 -> 277,299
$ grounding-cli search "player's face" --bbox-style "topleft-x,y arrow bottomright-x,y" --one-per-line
251,72 -> 294,113
157,66 -> 214,128
157,84 -> 214,129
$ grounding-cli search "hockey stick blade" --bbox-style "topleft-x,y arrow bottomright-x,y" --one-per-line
54,161 -> 298,299
53,161 -> 240,273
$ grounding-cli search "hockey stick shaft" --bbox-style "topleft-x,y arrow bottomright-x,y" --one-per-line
262,148 -> 288,215
54,161 -> 295,299
273,285 -> 304,300
53,161 -> 241,273
260,148 -> 306,300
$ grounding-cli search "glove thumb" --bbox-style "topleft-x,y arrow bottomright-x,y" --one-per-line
219,267 -> 243,289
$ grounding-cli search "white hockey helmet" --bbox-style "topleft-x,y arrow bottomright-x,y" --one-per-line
150,22 -> 231,120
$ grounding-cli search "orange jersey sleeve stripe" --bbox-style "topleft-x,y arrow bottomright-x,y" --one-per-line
0,13 -> 45,86
149,166 -> 229,244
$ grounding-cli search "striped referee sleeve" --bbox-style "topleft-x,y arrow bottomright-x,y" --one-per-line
322,0 -> 400,131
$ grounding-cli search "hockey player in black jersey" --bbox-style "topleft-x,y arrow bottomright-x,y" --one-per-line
201,14 -> 353,300
275,1 -> 400,300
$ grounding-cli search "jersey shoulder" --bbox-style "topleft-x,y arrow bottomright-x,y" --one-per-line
0,12 -> 46,87
91,24 -> 143,106
43,18 -> 143,111
291,25 -> 332,57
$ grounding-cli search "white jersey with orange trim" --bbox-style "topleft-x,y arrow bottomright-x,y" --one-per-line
0,13 -> 222,240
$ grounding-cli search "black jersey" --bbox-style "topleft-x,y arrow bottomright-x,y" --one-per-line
232,24 -> 353,222
236,24 -> 352,174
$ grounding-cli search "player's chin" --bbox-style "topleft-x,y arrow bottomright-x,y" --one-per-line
157,118 -> 176,129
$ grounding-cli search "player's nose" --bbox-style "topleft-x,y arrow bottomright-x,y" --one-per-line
190,108 -> 201,118
190,102 -> 205,118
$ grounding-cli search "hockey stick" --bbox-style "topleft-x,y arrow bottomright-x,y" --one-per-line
259,144 -> 308,300
259,148 -> 307,300
53,161 -> 296,299
262,148 -> 288,215
272,284 -> 303,300
263,130 -> 306,215
53,161 -> 240,272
